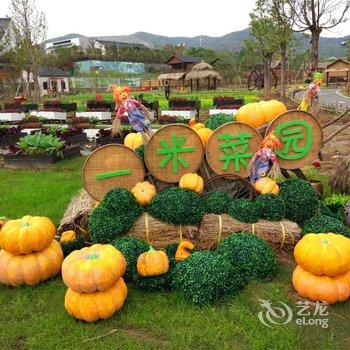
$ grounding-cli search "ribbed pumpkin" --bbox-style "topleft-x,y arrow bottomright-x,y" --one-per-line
292,265 -> 350,304
62,244 -> 126,293
179,173 -> 204,194
175,240 -> 195,261
294,233 -> 350,277
60,230 -> 77,244
131,181 -> 156,206
137,246 -> 169,277
0,240 -> 63,286
236,100 -> 287,128
124,132 -> 143,150
0,215 -> 56,255
196,127 -> 213,147
65,277 -> 128,322
254,177 -> 280,195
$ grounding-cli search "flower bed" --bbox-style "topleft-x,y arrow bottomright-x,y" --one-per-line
0,126 -> 26,147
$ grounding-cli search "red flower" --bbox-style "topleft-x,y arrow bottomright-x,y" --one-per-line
312,160 -> 321,168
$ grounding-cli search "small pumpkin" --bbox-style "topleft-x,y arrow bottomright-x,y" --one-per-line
254,177 -> 280,195
292,265 -> 350,304
179,173 -> 204,194
131,181 -> 156,206
65,277 -> 128,322
175,240 -> 195,261
189,118 -> 205,131
60,230 -> 77,244
124,132 -> 143,150
59,230 -> 85,257
62,244 -> 126,293
137,246 -> 169,277
294,233 -> 350,277
0,215 -> 56,255
0,240 -> 63,286
196,127 -> 213,147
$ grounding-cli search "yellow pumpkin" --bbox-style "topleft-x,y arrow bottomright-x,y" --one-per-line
179,173 -> 204,194
0,240 -> 63,286
294,233 -> 350,277
65,277 -> 127,322
196,127 -> 213,147
131,181 -> 156,206
236,100 -> 287,128
60,230 -> 77,244
254,177 -> 280,195
175,240 -> 195,261
62,244 -> 126,293
124,132 -> 143,150
292,265 -> 350,304
0,215 -> 56,255
137,246 -> 169,277
189,118 -> 205,131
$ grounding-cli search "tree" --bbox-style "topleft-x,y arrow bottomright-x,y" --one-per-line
8,0 -> 47,102
288,0 -> 350,72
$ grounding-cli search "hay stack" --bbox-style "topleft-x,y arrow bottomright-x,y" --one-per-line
330,155 -> 350,194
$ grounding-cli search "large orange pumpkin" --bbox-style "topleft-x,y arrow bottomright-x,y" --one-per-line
179,173 -> 204,194
294,233 -> 350,277
0,240 -> 63,286
62,244 -> 126,293
0,215 -> 56,255
65,277 -> 128,322
292,265 -> 350,304
137,247 -> 169,277
236,100 -> 287,128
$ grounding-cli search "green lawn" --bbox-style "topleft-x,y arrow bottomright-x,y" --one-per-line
0,157 -> 349,350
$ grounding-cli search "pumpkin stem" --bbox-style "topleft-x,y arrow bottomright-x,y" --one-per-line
21,221 -> 30,227
148,246 -> 155,252
87,252 -> 99,260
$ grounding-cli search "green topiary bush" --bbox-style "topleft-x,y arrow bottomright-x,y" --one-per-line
228,199 -> 259,223
88,188 -> 144,243
255,194 -> 286,221
60,234 -> 85,257
147,187 -> 204,225
171,250 -> 247,306
165,243 -> 179,268
216,233 -> 277,281
301,215 -> 350,238
279,179 -> 319,224
111,236 -> 149,281
202,191 -> 231,214
204,113 -> 235,130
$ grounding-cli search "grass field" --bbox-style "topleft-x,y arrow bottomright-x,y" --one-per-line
1,157 -> 349,350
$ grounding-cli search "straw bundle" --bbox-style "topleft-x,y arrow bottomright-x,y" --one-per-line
199,214 -> 301,250
330,155 -> 350,194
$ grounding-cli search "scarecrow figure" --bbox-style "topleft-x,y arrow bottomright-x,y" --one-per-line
249,132 -> 282,183
299,72 -> 323,112
111,85 -> 153,142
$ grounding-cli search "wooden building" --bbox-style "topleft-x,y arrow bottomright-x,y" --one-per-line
185,61 -> 222,91
325,58 -> 350,85
165,55 -> 201,71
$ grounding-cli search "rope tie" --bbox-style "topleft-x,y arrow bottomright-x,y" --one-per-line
251,223 -> 256,235
217,215 -> 223,244
279,221 -> 286,247
179,224 -> 183,242
145,213 -> 149,244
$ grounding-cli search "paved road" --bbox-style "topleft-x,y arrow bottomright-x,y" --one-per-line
296,88 -> 350,110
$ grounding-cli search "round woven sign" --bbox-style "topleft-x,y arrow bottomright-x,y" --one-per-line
145,124 -> 204,183
265,110 -> 323,170
83,144 -> 145,201
206,121 -> 262,178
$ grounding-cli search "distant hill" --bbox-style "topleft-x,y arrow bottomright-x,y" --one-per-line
131,29 -> 349,58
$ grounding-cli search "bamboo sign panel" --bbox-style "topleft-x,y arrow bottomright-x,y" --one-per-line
83,144 -> 145,201
265,110 -> 323,170
206,122 -> 262,178
145,124 -> 204,183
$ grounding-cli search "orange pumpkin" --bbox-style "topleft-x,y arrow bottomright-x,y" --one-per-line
65,277 -> 127,322
292,265 -> 350,304
60,230 -> 77,244
131,181 -> 156,206
254,177 -> 280,195
189,118 -> 205,131
294,233 -> 350,277
236,100 -> 287,128
179,173 -> 204,194
124,132 -> 143,150
0,215 -> 56,255
196,127 -> 213,147
137,247 -> 169,277
0,240 -> 63,286
62,244 -> 126,293
175,240 -> 195,261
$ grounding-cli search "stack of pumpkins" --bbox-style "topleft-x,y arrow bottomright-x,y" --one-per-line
292,233 -> 350,304
0,216 -> 63,286
62,244 -> 128,322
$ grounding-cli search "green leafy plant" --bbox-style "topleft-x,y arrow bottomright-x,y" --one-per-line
216,233 -> 277,281
202,191 -> 231,214
228,199 -> 259,223
323,193 -> 350,221
204,113 -> 235,130
255,194 -> 286,221
17,133 -> 65,156
301,215 -> 350,238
